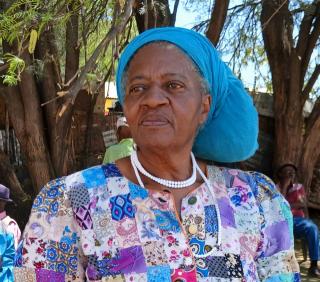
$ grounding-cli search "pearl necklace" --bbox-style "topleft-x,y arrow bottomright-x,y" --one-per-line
130,150 -> 222,258
130,150 -> 197,188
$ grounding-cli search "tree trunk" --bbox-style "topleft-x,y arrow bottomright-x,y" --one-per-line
261,1 -> 320,196
65,4 -> 80,83
18,53 -> 53,191
36,27 -> 61,176
273,114 -> 303,169
0,149 -> 30,203
261,1 -> 303,171
300,101 -> 320,196
134,0 -> 171,33
2,42 -> 53,192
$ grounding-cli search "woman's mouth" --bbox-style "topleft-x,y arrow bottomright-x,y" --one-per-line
141,120 -> 169,126
140,116 -> 169,126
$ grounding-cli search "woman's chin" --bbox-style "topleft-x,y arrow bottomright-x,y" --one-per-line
136,137 -> 176,152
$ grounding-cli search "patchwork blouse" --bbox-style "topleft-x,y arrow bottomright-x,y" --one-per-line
14,164 -> 300,281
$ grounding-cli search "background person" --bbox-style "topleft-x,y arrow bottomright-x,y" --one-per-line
0,230 -> 15,282
0,184 -> 19,282
0,185 -> 21,249
103,116 -> 134,164
277,164 -> 320,277
15,27 -> 299,281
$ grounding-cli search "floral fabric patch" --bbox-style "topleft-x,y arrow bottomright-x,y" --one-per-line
162,231 -> 191,269
153,209 -> 180,233
106,177 -> 130,197
79,229 -> 96,256
134,199 -> 161,243
32,178 -> 65,216
46,238 -> 78,275
115,217 -> 140,248
142,241 -> 168,266
225,253 -> 243,278
22,238 -> 47,269
92,212 -> 119,259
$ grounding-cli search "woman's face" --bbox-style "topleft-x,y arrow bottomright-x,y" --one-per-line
123,43 -> 211,153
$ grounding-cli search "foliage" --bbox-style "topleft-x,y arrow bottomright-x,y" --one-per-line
183,0 -> 214,22
0,0 -> 137,87
0,53 -> 25,85
0,0 -> 76,46
185,0 -> 320,95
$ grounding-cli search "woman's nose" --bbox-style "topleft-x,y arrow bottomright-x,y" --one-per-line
141,85 -> 169,108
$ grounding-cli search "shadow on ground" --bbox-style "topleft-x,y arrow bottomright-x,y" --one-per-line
295,240 -> 319,282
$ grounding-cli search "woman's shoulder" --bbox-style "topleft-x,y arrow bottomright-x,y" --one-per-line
66,163 -> 123,184
33,164 -> 125,210
207,165 -> 281,200
61,163 -> 123,188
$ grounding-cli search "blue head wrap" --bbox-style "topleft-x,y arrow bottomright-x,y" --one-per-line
116,27 -> 258,162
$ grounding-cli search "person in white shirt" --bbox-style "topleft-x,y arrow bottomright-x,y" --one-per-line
0,184 -> 21,249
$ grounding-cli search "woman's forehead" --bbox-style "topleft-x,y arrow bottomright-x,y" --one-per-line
126,42 -> 199,75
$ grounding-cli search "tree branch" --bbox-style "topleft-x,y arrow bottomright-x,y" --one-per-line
296,2 -> 316,57
66,0 -> 134,105
301,3 -> 320,79
206,0 -> 230,46
65,1 -> 80,83
170,0 -> 180,26
305,96 -> 320,138
302,64 -> 320,104
228,1 -> 261,13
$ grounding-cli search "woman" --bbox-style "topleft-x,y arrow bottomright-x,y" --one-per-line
15,27 -> 299,281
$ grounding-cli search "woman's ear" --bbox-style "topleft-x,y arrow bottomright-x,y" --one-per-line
200,94 -> 211,124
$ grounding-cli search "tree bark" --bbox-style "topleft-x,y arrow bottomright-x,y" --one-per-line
0,149 -> 30,203
65,3 -> 80,83
2,42 -> 53,192
300,98 -> 320,196
35,26 -> 61,176
18,53 -> 53,191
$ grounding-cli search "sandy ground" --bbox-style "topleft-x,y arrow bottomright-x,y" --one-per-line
295,240 -> 319,282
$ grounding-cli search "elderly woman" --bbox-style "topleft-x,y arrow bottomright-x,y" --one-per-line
15,28 -> 299,281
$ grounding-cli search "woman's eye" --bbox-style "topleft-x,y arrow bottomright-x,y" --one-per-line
167,82 -> 183,90
129,85 -> 145,94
